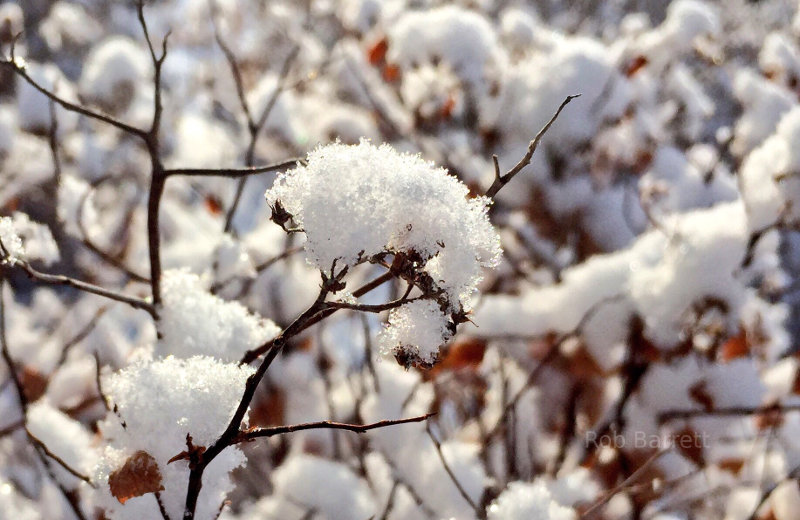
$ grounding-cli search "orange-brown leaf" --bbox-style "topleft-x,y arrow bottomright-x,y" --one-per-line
720,330 -> 749,362
367,37 -> 388,65
205,195 -> 223,216
718,458 -> 745,475
437,339 -> 486,371
108,451 -> 164,504
382,64 -> 400,82
439,95 -> 456,120
625,55 -> 649,77
21,366 -> 48,403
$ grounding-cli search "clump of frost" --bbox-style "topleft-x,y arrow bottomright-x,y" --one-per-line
95,356 -> 254,520
6,212 -> 59,265
0,216 -> 24,262
741,106 -> 800,230
759,33 -> 800,84
731,69 -> 795,157
378,299 -> 451,366
80,37 -> 150,113
487,481 -> 576,520
0,213 -> 56,266
265,140 -> 500,311
476,201 -> 750,362
638,0 -> 719,60
387,5 -> 501,86
271,453 -> 376,520
158,270 -> 280,362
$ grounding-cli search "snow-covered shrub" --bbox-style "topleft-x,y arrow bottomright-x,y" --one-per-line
2,1 -> 800,519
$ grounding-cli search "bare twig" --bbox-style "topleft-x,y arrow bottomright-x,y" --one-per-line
426,422 -> 484,519
155,491 -> 171,520
658,403 -> 800,424
2,252 -> 155,317
0,419 -> 24,438
235,413 -> 434,443
57,306 -> 108,366
77,177 -> 149,283
182,286 -> 332,519
581,448 -> 669,518
26,429 -> 93,484
483,347 -> 558,442
0,280 -> 90,520
218,33 -> 300,233
378,481 -> 400,520
135,0 -> 171,309
745,463 -> 800,520
164,159 -> 301,178
0,58 -> 146,137
240,270 -> 394,363
485,95 -> 580,199
323,296 -> 419,314
211,244 -> 302,295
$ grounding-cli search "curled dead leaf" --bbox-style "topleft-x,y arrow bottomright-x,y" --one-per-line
108,450 -> 164,504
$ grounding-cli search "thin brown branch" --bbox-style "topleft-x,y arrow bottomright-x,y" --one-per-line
77,177 -> 149,283
223,45 -> 300,233
240,270 -> 394,363
146,172 -> 165,310
136,0 -> 170,136
212,15 -> 254,128
164,159 -> 301,178
380,453 -> 438,519
236,413 -> 434,443
378,481 -> 400,520
2,253 -> 155,317
0,59 -> 146,137
211,244 -> 302,295
323,296 -> 419,314
485,95 -> 580,199
745,463 -> 800,520
483,346 -> 558,442
26,429 -> 93,484
0,418 -> 24,438
426,422 -> 484,519
658,403 -> 800,424
0,280 -> 26,413
581,448 -> 669,519
135,1 -> 172,310
48,98 -> 62,178
57,306 -> 108,366
0,280 -> 90,520
183,286 -> 332,519
155,491 -> 171,520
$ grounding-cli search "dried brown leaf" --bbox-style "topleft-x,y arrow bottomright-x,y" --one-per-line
108,450 -> 164,504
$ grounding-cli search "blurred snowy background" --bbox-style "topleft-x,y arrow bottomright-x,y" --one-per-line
3,0 -> 800,519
